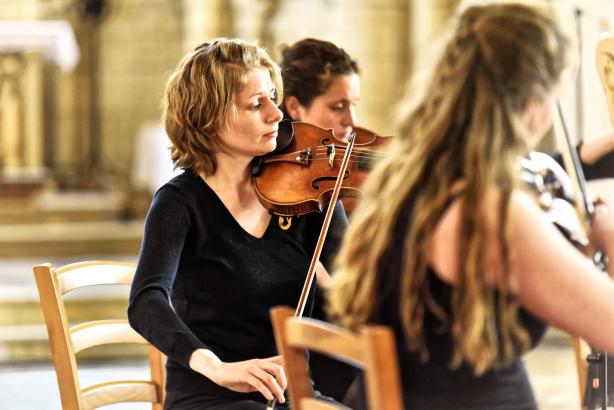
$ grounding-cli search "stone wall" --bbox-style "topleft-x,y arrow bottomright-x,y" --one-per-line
0,0 -> 183,185
552,1 -> 614,141
96,0 -> 183,182
1,0 -> 613,184
181,0 -> 413,136
0,0 -> 39,19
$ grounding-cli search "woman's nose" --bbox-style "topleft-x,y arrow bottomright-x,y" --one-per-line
342,106 -> 357,128
269,101 -> 283,123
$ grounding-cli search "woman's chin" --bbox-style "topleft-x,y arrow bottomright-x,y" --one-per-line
259,140 -> 278,156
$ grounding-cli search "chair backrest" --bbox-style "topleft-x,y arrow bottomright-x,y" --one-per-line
270,306 -> 403,410
33,260 -> 165,410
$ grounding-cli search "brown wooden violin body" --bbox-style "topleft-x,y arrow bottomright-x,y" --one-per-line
253,121 -> 389,216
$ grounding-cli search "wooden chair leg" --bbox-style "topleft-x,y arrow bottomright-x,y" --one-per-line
573,336 -> 589,410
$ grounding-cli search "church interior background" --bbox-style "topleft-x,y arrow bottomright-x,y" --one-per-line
0,0 -> 613,408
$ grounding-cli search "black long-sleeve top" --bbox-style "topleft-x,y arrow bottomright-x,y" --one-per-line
553,143 -> 614,180
128,169 -> 347,400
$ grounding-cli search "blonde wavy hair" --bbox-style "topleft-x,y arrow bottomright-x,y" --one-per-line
163,38 -> 283,176
328,3 -> 570,374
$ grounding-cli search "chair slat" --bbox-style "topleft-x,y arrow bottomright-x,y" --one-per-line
81,380 -> 159,410
55,261 -> 136,294
70,319 -> 148,354
285,318 -> 365,366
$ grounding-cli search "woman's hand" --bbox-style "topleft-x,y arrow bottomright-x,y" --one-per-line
189,349 -> 287,403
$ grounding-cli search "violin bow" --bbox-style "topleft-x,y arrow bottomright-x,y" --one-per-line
554,102 -> 593,227
555,99 -> 609,410
267,131 -> 358,410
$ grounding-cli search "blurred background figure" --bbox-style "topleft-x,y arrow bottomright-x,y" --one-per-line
328,3 -> 614,409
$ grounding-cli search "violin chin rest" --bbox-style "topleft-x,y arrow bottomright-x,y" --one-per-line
274,119 -> 295,154
252,119 -> 295,176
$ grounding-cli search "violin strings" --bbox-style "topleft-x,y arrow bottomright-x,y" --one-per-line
266,147 -> 384,165
310,146 -> 384,156
302,157 -> 376,164
283,153 -> 382,163
266,153 -> 376,164
308,148 -> 384,160
297,155 -> 380,163
311,152 -> 383,160
308,150 -> 382,160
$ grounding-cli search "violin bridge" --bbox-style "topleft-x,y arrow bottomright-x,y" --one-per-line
327,144 -> 335,168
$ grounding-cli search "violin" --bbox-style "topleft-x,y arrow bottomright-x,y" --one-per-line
252,120 -> 389,216
519,151 -> 588,247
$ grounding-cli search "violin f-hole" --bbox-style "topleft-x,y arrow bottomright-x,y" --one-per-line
311,170 -> 350,190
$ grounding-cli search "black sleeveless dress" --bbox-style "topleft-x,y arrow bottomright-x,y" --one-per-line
358,195 -> 548,410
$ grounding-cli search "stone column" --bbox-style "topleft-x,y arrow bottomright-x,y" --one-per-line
327,0 -> 413,136
0,54 -> 24,171
410,0 -> 459,74
0,50 -> 47,174
183,0 -> 235,52
22,51 -> 44,171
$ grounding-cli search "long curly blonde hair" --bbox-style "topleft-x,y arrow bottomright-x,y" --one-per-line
328,2 -> 570,374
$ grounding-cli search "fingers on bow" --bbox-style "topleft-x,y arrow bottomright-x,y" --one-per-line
246,359 -> 287,403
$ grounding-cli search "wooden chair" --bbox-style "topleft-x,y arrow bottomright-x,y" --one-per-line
33,260 -> 165,410
270,306 -> 403,410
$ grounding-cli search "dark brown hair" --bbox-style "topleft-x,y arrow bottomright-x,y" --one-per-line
279,38 -> 358,116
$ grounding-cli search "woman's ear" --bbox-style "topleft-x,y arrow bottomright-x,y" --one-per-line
284,96 -> 303,121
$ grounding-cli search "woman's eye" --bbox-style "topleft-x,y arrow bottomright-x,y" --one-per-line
248,91 -> 277,110
249,99 -> 263,109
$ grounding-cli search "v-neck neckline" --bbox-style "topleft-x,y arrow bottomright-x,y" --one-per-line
192,171 -> 274,240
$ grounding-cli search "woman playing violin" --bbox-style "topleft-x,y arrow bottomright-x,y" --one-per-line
329,3 -> 614,409
128,38 -> 347,410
